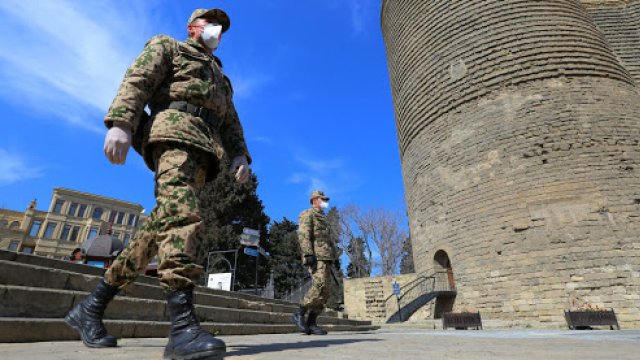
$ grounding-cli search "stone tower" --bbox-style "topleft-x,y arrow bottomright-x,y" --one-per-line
381,0 -> 640,326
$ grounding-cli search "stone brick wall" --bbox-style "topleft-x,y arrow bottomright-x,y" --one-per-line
381,0 -> 640,328
583,1 -> 640,83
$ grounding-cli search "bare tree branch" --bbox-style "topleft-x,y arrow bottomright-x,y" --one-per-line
339,205 -> 407,276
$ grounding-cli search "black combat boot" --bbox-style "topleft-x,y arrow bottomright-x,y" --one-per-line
306,311 -> 328,335
291,305 -> 308,334
164,287 -> 226,360
64,278 -> 119,347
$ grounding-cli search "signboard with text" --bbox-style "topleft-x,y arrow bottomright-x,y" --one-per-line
392,282 -> 401,295
207,272 -> 232,291
240,227 -> 260,247
244,247 -> 259,257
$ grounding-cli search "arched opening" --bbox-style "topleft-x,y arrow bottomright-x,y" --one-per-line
432,250 -> 455,318
433,250 -> 455,289
9,221 -> 20,230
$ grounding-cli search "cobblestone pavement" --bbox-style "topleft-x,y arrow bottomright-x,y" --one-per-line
1,329 -> 639,360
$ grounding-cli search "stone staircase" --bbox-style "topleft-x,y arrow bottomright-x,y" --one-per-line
0,250 -> 377,342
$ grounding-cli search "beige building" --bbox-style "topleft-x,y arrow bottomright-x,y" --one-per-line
0,188 -> 145,259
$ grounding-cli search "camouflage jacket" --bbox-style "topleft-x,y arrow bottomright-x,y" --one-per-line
104,35 -> 250,170
298,207 -> 336,261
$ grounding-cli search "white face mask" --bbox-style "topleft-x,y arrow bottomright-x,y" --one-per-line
201,24 -> 222,50
319,201 -> 329,210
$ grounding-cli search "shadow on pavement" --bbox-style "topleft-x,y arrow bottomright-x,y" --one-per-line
226,338 -> 382,357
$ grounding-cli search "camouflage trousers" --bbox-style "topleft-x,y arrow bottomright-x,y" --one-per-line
303,260 -> 334,312
105,143 -> 211,290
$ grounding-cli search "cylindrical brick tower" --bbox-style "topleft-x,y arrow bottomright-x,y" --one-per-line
582,1 -> 640,83
382,0 -> 640,327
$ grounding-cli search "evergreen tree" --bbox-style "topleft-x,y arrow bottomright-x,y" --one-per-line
346,237 -> 370,278
199,169 -> 270,291
399,236 -> 415,274
268,218 -> 305,298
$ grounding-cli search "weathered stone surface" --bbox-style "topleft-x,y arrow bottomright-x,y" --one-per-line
381,0 -> 640,328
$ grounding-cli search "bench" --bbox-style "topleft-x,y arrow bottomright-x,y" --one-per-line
564,309 -> 620,330
442,311 -> 483,330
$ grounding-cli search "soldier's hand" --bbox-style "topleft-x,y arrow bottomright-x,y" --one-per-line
104,123 -> 132,165
229,155 -> 250,183
303,254 -> 316,267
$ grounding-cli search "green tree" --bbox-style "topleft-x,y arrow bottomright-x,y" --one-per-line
399,236 -> 415,274
199,169 -> 270,290
268,217 -> 305,298
346,237 -> 370,278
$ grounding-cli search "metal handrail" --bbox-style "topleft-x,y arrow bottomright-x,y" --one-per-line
385,271 -> 455,314
281,276 -> 312,303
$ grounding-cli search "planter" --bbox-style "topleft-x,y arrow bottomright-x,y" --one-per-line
442,311 -> 482,330
564,309 -> 620,330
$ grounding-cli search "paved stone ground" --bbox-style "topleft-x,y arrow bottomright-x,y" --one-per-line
1,329 -> 639,359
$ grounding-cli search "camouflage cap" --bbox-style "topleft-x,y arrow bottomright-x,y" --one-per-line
188,8 -> 230,33
310,190 -> 330,203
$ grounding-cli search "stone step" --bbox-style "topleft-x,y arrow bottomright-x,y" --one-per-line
0,250 -> 342,317
0,260 -> 294,314
0,285 -> 366,326
0,249 -> 378,343
0,318 -> 379,343
0,250 -> 310,311
0,260 -> 366,325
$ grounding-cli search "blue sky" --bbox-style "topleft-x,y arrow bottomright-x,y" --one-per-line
0,0 -> 406,226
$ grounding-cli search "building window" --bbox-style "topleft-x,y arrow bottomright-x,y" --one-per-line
87,227 -> 99,240
92,207 -> 104,220
116,212 -> 125,225
60,224 -> 71,240
0,220 -> 8,228
8,241 -> 19,252
68,203 -> 78,217
123,233 -> 131,247
77,204 -> 87,218
10,221 -> 20,230
43,222 -> 57,239
29,221 -> 42,237
108,210 -> 116,223
127,214 -> 136,226
52,199 -> 64,214
21,246 -> 34,254
69,226 -> 80,242
112,231 -> 121,239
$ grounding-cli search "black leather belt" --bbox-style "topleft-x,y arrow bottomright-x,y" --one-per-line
162,101 -> 220,128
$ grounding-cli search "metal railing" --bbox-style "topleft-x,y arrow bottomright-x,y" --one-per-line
385,271 -> 456,323
281,275 -> 312,303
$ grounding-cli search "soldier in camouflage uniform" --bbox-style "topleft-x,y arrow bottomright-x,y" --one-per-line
65,8 -> 249,360
292,190 -> 337,335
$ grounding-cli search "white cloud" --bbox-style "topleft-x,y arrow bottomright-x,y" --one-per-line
0,0 -> 156,132
297,157 -> 345,173
252,136 -> 274,145
287,154 -> 362,200
349,0 -> 366,35
0,149 -> 43,185
227,71 -> 272,99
